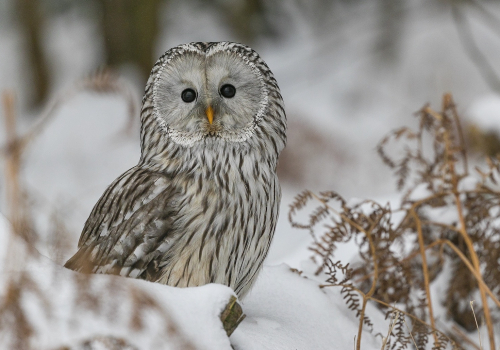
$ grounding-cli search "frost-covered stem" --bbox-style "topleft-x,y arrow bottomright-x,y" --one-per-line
411,210 -> 438,344
453,191 -> 496,350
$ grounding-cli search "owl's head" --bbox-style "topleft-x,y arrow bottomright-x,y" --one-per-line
141,42 -> 286,153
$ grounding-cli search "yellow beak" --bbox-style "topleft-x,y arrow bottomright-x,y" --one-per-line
206,106 -> 214,125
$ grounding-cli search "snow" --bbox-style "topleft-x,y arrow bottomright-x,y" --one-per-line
0,213 -> 382,349
0,214 -> 235,350
458,175 -> 480,192
232,264 -> 379,350
408,183 -> 433,201
468,94 -> 500,134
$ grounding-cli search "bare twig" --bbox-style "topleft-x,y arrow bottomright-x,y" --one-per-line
444,93 -> 468,175
380,310 -> 399,350
412,208 -> 438,344
451,324 -> 481,350
355,213 -> 384,350
454,191 -> 495,349
402,315 -> 418,348
2,91 -> 21,233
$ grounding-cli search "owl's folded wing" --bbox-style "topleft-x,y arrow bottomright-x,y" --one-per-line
64,166 -> 180,281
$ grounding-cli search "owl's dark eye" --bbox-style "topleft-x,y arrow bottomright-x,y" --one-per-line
181,88 -> 196,103
220,84 -> 236,98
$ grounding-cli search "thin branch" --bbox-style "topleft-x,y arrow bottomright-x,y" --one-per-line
470,300 -> 483,350
412,209 -> 439,344
454,190 -> 496,350
402,316 -> 418,348
331,283 -> 460,348
356,213 -> 384,350
380,310 -> 399,350
444,93 -> 469,175
450,324 -> 481,350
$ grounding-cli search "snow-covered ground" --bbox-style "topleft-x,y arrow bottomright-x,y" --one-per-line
2,0 -> 500,349
0,213 -> 382,349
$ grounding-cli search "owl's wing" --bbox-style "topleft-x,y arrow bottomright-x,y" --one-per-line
64,166 -> 180,281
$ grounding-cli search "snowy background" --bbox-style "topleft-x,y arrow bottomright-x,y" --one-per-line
1,0 -> 500,348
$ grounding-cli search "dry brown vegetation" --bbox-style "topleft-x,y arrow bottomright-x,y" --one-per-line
290,94 -> 500,349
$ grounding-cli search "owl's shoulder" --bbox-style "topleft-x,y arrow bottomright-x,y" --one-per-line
65,166 -> 181,275
79,167 -> 175,244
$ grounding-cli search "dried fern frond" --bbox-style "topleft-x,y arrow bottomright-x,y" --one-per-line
292,94 -> 498,349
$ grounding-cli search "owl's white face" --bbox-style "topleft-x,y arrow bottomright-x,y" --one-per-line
153,46 -> 268,145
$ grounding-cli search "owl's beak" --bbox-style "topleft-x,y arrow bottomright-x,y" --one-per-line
205,106 -> 214,125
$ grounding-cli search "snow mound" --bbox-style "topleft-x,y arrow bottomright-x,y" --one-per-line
0,214 -> 234,350
232,264 -> 379,350
469,94 -> 500,134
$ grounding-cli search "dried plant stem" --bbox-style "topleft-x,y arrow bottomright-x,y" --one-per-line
470,301 -> 483,349
437,239 -> 500,309
436,91 -> 495,347
333,283 -> 458,347
2,91 -> 24,275
351,237 -> 500,309
308,193 -> 384,350
2,91 -> 22,234
411,209 -> 439,344
451,324 -> 482,350
444,93 -> 468,175
380,310 -> 399,350
355,217 -> 380,350
368,297 -> 454,345
402,316 -> 418,348
454,192 -> 495,350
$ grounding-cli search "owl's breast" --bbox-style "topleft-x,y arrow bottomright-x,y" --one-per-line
157,153 -> 280,298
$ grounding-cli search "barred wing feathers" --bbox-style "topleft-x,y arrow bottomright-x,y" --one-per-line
64,166 -> 180,281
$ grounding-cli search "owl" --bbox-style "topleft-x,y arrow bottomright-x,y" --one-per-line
64,42 -> 286,299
